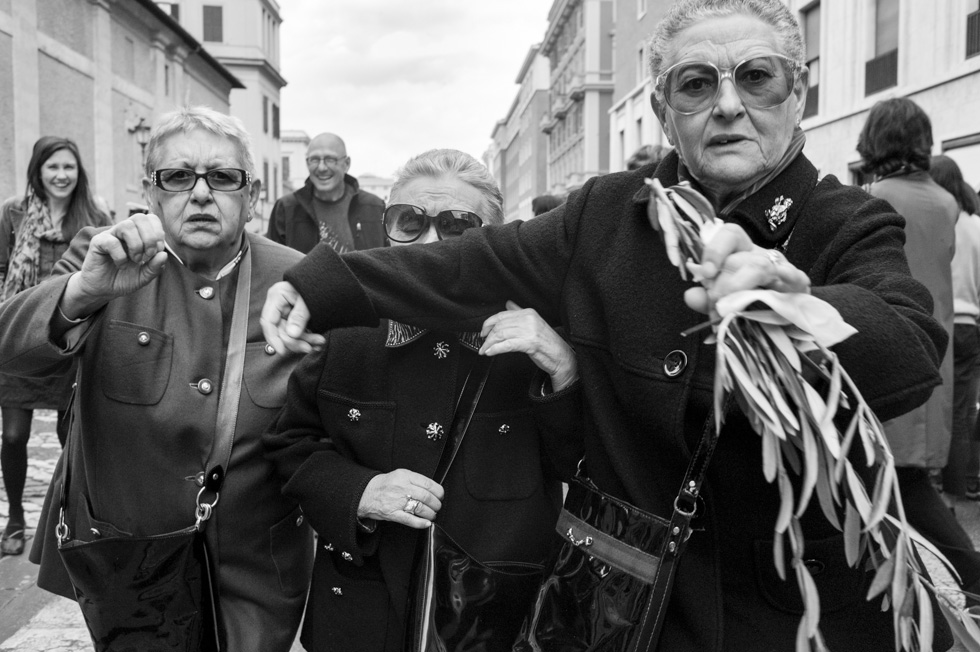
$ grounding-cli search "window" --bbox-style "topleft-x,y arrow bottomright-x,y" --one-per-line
802,3 -> 820,118
637,0 -> 647,18
281,156 -> 290,183
865,0 -> 898,95
637,45 -> 646,86
263,160 -> 269,200
969,0 -> 980,58
273,165 -> 278,202
272,103 -> 280,139
203,5 -> 223,42
262,96 -> 269,134
164,63 -> 170,96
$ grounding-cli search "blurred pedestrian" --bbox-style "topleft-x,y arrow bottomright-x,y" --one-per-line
531,194 -> 562,216
858,98 -> 980,597
0,107 -> 313,650
626,143 -> 671,171
0,136 -> 111,556
266,132 -> 385,254
930,155 -> 980,502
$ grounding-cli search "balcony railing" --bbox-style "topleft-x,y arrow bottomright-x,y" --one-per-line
968,10 -> 980,58
865,49 -> 898,96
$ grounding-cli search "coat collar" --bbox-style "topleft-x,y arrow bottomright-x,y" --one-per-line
385,320 -> 484,352
632,149 -> 818,249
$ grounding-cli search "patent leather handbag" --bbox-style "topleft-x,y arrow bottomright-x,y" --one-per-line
408,356 -> 546,652
55,248 -> 253,652
513,407 -> 724,652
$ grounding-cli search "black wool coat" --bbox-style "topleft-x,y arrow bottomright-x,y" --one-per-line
284,152 -> 949,651
265,174 -> 386,254
264,324 -> 582,652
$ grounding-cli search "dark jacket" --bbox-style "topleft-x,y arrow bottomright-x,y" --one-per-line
283,151 -> 949,651
264,324 -> 582,652
266,175 -> 386,253
0,232 -> 314,652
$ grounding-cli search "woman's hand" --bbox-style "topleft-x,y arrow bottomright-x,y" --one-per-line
684,223 -> 811,316
260,281 -> 326,354
61,213 -> 169,319
357,469 -> 445,529
480,301 -> 578,392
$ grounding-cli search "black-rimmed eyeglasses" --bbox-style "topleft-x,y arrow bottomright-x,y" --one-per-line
655,54 -> 800,115
153,168 -> 251,192
383,204 -> 483,243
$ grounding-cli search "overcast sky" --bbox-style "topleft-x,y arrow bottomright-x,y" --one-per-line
278,0 -> 554,179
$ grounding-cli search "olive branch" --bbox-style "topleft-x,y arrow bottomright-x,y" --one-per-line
647,177 -> 980,652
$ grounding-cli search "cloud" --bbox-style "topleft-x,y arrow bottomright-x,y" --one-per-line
279,0 -> 552,177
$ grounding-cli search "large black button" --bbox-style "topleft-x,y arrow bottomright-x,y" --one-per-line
663,350 -> 688,377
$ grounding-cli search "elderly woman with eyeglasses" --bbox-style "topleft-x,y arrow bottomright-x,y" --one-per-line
261,2 -> 950,650
263,149 -> 581,652
0,107 -> 313,651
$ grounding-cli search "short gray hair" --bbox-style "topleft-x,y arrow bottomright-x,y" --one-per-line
144,106 -> 257,177
391,149 -> 504,225
648,0 -> 805,103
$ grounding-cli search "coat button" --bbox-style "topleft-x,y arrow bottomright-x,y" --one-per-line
348,408 -> 361,422
264,344 -> 276,355
296,515 -> 304,526
425,423 -> 444,441
195,471 -> 206,487
199,286 -> 214,299
332,587 -> 343,596
341,551 -> 352,561
137,332 -> 151,346
196,379 -> 214,395
663,350 -> 688,377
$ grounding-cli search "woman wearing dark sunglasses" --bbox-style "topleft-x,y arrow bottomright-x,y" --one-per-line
264,149 -> 581,652
262,1 -> 950,649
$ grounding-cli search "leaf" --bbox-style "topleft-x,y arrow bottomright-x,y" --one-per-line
774,530 -> 787,581
916,581 -> 934,652
715,289 -> 858,348
845,464 -> 873,521
843,501 -> 861,567
867,555 -> 896,600
796,617 -> 810,652
798,562 -> 821,635
762,322 -> 803,373
814,447 -> 842,530
937,601 -> 980,652
803,383 -> 841,460
796,418 -> 819,517
776,469 -> 794,533
865,462 -> 894,532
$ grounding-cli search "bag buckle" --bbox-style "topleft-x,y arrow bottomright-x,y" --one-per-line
566,528 -> 593,547
195,485 -> 220,527
56,507 -> 70,544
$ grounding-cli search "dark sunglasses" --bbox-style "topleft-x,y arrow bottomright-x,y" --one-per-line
655,54 -> 799,115
153,168 -> 251,192
383,204 -> 483,243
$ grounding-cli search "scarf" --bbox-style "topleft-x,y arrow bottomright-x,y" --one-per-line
1,189 -> 68,302
678,126 -> 807,217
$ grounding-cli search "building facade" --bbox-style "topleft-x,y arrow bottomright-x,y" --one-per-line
0,0 -> 239,218
607,0 -> 670,173
489,46 -> 551,222
791,0 -> 980,186
539,0 -> 615,195
161,0 -> 286,233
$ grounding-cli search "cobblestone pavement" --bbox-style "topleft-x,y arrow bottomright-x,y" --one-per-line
2,411 -> 980,650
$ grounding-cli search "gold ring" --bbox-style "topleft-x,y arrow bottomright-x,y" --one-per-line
405,497 -> 421,514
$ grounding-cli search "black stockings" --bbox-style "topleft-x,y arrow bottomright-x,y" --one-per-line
1,408 -> 68,523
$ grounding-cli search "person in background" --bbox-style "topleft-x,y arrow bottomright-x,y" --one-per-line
266,132 -> 385,254
531,194 -> 563,217
264,149 -> 580,652
0,107 -> 313,650
0,136 -> 112,556
260,1 -> 951,648
930,155 -> 980,503
857,99 -> 980,599
626,143 -> 671,171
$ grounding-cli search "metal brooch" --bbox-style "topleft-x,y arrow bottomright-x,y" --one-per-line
425,423 -> 445,441
347,408 -> 361,422
765,195 -> 793,231
433,342 -> 450,359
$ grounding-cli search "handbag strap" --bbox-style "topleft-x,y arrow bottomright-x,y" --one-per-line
57,245 -> 252,542
431,355 -> 494,486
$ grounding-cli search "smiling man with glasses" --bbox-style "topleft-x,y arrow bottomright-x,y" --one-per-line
266,132 -> 385,254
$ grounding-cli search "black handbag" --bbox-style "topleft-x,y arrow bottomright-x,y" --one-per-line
513,407 -> 723,652
408,356 -> 547,652
55,248 -> 253,652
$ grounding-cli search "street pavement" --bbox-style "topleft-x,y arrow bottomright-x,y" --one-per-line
2,410 -> 980,651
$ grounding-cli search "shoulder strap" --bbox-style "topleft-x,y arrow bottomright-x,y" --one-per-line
431,355 -> 494,486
